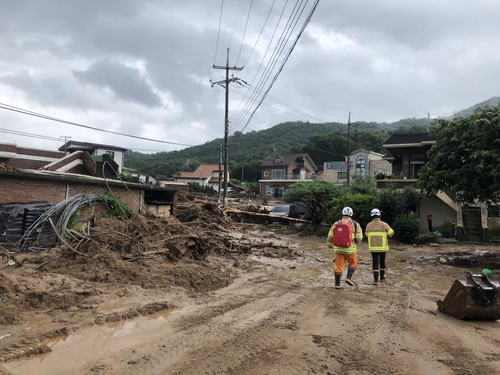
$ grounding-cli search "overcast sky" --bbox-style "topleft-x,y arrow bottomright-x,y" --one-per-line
0,0 -> 499,153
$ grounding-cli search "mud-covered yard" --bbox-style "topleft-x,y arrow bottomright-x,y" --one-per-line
1,213 -> 500,375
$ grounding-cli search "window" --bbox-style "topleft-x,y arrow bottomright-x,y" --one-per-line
272,170 -> 285,179
338,172 -> 347,179
266,186 -> 273,195
356,155 -> 366,176
410,161 -> 425,179
263,171 -> 269,178
106,151 -> 115,160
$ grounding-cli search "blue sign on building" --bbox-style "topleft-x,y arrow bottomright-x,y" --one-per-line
326,161 -> 348,169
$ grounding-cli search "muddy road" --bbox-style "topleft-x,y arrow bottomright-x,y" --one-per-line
1,228 -> 500,375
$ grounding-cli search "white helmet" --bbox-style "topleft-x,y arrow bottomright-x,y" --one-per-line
371,208 -> 381,217
342,207 -> 353,217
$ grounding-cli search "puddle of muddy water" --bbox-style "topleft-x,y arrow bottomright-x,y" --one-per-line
99,300 -> 133,312
5,310 -> 174,375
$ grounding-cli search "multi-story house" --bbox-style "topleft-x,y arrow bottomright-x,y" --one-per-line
259,153 -> 317,199
59,141 -> 127,174
380,133 -> 486,241
321,148 -> 391,185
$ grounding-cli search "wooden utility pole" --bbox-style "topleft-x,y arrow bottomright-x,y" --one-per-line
212,48 -> 243,205
347,112 -> 351,186
218,144 -> 222,206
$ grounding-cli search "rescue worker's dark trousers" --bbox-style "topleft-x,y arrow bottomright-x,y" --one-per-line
371,252 -> 386,272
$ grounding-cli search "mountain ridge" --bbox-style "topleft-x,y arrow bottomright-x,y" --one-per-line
125,96 -> 499,180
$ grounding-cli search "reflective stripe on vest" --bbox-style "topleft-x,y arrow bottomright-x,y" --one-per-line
366,230 -> 389,251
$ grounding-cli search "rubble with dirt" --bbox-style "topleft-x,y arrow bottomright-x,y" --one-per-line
0,195 -> 499,375
0,196 -> 300,366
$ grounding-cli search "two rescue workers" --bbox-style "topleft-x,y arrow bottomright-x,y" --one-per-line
327,207 -> 363,289
327,207 -> 395,288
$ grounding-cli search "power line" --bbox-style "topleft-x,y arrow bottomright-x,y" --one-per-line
235,0 -> 254,65
0,102 -> 195,147
229,87 -> 313,125
227,0 -> 243,51
213,0 -> 224,65
231,0 -> 308,129
0,127 -> 61,142
239,0 -> 319,134
230,0 -> 298,127
242,0 -> 276,68
232,81 -> 326,124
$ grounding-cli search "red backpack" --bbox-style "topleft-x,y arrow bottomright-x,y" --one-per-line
332,220 -> 356,248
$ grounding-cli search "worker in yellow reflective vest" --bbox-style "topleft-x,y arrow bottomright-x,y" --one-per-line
365,208 -> 395,285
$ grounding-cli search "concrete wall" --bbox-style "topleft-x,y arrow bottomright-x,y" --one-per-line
419,195 -> 457,232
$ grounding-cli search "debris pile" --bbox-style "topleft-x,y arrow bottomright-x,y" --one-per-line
0,193 -> 301,328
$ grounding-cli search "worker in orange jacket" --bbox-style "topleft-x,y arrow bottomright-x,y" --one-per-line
327,207 -> 363,288
365,208 -> 395,284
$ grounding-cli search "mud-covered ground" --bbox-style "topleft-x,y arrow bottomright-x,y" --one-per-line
1,218 -> 500,375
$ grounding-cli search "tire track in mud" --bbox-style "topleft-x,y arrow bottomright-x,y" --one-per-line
319,280 -> 417,374
161,282 -> 325,375
105,277 -> 323,375
0,327 -> 69,363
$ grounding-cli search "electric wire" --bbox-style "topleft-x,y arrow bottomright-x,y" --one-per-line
235,0 -> 254,65
239,0 -> 319,134
213,0 -> 224,65
232,81 -> 325,125
230,0 -> 306,128
229,0 -> 292,126
234,0 -> 310,129
227,0 -> 243,51
241,0 -> 276,68
0,127 -> 61,142
0,102 -> 195,147
229,87 -> 314,124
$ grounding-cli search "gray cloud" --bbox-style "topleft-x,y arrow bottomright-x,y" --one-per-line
74,60 -> 162,108
0,0 -> 499,153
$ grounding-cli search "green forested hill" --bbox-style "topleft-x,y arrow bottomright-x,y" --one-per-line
124,97 -> 498,182
124,118 -> 428,182
450,97 -> 500,118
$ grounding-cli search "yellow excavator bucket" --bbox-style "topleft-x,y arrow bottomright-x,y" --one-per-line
437,271 -> 500,320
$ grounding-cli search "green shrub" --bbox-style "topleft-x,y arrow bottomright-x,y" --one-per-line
488,219 -> 500,242
440,217 -> 454,238
392,214 -> 420,243
99,193 -> 135,220
414,232 -> 437,244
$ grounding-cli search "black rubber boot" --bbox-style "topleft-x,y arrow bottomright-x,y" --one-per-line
345,268 -> 355,286
380,269 -> 386,281
373,270 -> 379,285
334,274 -> 342,289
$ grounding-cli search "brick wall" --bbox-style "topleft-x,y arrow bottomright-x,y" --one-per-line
0,172 -> 144,213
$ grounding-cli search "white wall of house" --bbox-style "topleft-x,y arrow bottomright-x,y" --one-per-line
419,195 -> 457,232
94,148 -> 125,173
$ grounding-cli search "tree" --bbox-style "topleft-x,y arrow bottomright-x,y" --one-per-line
419,104 -> 500,204
329,192 -> 377,228
375,187 -> 422,226
284,181 -> 341,224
